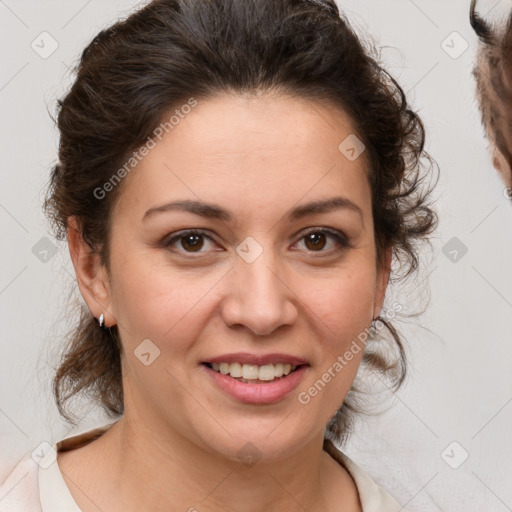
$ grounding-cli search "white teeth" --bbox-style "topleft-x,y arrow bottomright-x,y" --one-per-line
258,364 -> 275,381
208,362 -> 301,380
229,362 -> 242,378
242,364 -> 259,380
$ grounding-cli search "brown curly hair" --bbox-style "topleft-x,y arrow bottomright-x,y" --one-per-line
42,0 -> 438,446
470,0 -> 512,175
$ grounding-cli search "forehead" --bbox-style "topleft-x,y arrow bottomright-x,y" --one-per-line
114,93 -> 372,224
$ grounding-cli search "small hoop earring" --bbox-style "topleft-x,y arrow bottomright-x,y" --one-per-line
372,315 -> 385,327
370,316 -> 384,335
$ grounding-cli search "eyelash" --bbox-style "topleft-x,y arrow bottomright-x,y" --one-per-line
162,227 -> 351,256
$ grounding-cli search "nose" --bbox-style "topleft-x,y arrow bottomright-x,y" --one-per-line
220,245 -> 298,337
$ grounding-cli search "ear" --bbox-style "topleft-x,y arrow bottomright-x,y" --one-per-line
373,246 -> 392,319
491,145 -> 512,187
67,216 -> 115,327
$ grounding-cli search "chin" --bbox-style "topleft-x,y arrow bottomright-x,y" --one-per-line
198,420 -> 315,465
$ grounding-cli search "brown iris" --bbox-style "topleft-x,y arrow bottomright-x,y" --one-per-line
304,232 -> 327,251
180,233 -> 204,252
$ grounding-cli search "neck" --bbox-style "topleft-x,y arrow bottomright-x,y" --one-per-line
61,393 -> 360,512
108,414 -> 331,512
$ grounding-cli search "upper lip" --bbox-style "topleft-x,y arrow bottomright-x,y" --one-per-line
202,352 -> 309,366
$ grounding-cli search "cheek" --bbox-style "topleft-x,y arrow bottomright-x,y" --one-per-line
110,254 -> 216,352
299,267 -> 377,361
311,269 -> 376,325
295,273 -> 375,422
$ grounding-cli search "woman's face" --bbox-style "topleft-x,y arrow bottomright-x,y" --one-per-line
95,92 -> 389,461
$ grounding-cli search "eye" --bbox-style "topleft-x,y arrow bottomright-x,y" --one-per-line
293,228 -> 350,254
164,229 -> 218,254
162,227 -> 351,256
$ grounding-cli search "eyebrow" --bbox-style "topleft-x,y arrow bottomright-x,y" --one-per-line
142,196 -> 364,224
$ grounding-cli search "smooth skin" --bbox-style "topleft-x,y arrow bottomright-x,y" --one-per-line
62,91 -> 392,512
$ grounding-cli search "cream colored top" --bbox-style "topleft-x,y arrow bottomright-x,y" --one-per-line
0,422 -> 401,511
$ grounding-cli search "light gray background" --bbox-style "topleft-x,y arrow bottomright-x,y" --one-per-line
1,0 -> 511,510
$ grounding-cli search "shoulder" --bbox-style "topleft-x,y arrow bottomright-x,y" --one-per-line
0,455 -> 42,512
323,438 -> 401,512
0,421 -> 117,512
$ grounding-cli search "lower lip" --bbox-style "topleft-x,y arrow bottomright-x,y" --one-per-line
202,364 -> 308,404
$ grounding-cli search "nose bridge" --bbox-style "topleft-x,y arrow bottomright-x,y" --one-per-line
222,235 -> 296,335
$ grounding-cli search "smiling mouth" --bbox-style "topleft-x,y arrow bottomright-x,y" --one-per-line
202,362 -> 305,383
